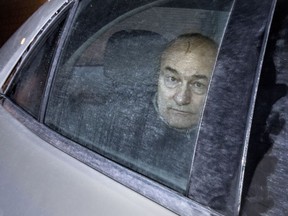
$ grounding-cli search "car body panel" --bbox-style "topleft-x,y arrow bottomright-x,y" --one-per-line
0,105 -> 177,216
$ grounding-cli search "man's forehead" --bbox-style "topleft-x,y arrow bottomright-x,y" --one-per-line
167,37 -> 215,52
161,50 -> 215,70
162,45 -> 216,64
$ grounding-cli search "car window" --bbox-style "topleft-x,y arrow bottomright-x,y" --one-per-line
45,0 -> 233,194
6,17 -> 67,119
242,0 -> 288,214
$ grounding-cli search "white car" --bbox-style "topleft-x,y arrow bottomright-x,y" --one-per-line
0,0 -> 287,215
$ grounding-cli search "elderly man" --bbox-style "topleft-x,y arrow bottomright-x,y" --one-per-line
100,31 -> 218,192
156,33 -> 217,130
134,33 -> 218,191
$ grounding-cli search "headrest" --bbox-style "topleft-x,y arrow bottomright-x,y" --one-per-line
104,30 -> 168,87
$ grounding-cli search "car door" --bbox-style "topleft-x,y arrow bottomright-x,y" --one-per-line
0,0 -> 279,215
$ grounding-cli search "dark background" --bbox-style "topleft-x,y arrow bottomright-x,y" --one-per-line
0,0 -> 45,48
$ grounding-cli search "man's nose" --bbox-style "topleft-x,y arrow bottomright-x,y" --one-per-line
173,85 -> 191,105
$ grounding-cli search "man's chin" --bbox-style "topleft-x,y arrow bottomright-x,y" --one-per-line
158,109 -> 198,129
166,118 -> 197,130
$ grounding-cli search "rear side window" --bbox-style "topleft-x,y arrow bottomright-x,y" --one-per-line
45,0 -> 232,194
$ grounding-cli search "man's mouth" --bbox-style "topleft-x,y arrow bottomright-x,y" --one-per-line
170,108 -> 193,115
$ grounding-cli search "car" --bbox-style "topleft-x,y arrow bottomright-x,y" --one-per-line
0,0 -> 287,215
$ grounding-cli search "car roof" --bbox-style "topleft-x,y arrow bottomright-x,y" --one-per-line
0,0 -> 69,92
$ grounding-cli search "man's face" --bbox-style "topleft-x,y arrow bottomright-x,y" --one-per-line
157,43 -> 215,129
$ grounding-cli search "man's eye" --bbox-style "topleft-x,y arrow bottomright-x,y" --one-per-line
164,75 -> 179,88
193,82 -> 205,88
167,76 -> 177,82
191,81 -> 207,94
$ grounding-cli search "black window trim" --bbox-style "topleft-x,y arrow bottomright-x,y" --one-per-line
187,0 -> 277,215
237,0 -> 277,212
39,0 -> 79,123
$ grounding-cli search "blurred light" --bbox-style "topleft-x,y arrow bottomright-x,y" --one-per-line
20,38 -> 26,45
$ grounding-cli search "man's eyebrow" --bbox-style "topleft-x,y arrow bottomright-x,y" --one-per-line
192,74 -> 208,80
163,66 -> 179,75
163,66 -> 209,80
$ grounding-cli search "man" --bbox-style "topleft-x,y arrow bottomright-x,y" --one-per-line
156,33 -> 217,130
98,32 -> 218,192
128,33 -> 218,191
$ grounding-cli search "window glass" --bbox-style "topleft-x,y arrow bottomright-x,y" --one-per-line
7,18 -> 66,118
242,2 -> 288,214
45,0 -> 233,193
